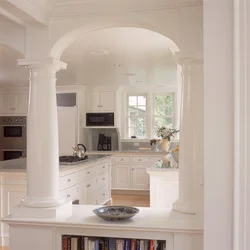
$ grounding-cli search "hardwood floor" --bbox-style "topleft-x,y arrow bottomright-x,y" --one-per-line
0,194 -> 150,250
111,194 -> 150,207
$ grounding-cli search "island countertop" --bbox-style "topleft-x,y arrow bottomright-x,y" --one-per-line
0,155 -> 111,173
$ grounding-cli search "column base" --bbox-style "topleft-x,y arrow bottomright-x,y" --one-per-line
12,201 -> 72,218
21,195 -> 65,208
172,199 -> 196,215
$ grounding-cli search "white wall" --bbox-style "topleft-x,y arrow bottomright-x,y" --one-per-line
0,15 -> 25,54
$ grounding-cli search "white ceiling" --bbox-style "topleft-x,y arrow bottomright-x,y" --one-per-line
0,27 -> 178,87
57,27 -> 177,87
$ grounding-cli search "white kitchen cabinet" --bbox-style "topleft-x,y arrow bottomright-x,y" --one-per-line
113,164 -> 131,189
0,93 -> 28,115
90,91 -> 114,112
131,165 -> 149,190
79,177 -> 96,205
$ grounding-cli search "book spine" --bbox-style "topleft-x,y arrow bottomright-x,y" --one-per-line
149,240 -> 154,250
62,236 -> 68,250
124,239 -> 131,250
140,240 -> 145,250
131,239 -> 136,250
109,238 -> 116,250
104,238 -> 109,250
116,239 -> 125,250
67,236 -> 71,250
99,238 -> 105,250
144,240 -> 149,250
136,239 -> 140,250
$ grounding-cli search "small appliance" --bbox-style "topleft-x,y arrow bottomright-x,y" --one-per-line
97,133 -> 112,151
86,113 -> 114,127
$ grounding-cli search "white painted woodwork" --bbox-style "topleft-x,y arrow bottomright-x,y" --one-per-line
89,91 -> 114,112
18,58 -> 67,208
131,165 -> 149,190
172,59 -> 197,215
79,177 -> 96,205
2,205 -> 203,250
148,169 -> 179,208
0,93 -> 28,114
113,164 -> 131,189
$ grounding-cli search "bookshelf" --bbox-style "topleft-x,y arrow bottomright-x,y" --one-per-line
61,235 -> 166,250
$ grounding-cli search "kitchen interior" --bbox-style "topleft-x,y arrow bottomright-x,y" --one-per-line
0,27 -> 181,209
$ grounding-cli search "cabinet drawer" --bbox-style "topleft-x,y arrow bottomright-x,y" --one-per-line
114,156 -> 130,163
78,166 -> 96,181
59,172 -> 77,190
60,184 -> 78,202
96,162 -> 109,174
97,184 -> 109,205
96,171 -> 108,188
132,156 -> 149,164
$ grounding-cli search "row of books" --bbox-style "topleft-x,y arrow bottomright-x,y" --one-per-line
62,235 -> 166,250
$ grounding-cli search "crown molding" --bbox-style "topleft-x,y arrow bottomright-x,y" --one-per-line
51,2 -> 203,19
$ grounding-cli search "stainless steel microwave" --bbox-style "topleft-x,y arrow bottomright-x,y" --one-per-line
86,113 -> 114,126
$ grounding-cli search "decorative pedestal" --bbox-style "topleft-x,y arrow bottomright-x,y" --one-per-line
147,168 -> 179,208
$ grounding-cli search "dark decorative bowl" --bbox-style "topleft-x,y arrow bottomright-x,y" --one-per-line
93,206 -> 139,221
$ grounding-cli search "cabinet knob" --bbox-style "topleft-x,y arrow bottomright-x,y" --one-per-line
120,159 -> 124,161
87,172 -> 90,174
103,193 -> 105,196
102,166 -> 105,168
67,179 -> 71,182
67,194 -> 70,198
102,178 -> 105,180
138,159 -> 142,161
132,168 -> 135,170
87,184 -> 91,187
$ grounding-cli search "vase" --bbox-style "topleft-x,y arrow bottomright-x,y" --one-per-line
161,139 -> 170,152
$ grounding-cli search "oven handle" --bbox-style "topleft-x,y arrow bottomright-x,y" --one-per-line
1,125 -> 26,127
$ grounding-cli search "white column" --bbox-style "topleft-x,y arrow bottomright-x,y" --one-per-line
172,58 -> 198,215
18,58 -> 67,208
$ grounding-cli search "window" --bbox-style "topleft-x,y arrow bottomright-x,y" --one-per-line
127,95 -> 147,138
153,94 -> 174,135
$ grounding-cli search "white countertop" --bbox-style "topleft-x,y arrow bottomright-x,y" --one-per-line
1,204 -> 203,233
87,150 -> 167,155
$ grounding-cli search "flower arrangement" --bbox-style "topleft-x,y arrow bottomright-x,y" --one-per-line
172,145 -> 179,153
156,126 -> 179,141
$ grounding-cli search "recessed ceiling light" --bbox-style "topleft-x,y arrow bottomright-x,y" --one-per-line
124,73 -> 136,76
90,49 -> 109,55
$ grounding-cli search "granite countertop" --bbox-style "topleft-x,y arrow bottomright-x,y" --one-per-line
87,150 -> 167,155
0,155 -> 111,173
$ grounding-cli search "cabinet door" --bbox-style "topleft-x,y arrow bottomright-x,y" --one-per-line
79,177 -> 96,205
131,165 -> 149,190
100,91 -> 114,111
91,91 -> 101,111
1,184 -> 27,243
14,93 -> 29,114
113,164 -> 131,189
2,94 -> 14,113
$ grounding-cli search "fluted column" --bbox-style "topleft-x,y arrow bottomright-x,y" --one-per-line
18,58 -> 67,208
173,57 -> 201,215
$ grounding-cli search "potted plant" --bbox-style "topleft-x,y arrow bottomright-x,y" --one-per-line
156,126 -> 179,152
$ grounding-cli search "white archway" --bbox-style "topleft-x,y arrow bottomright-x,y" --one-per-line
50,20 -> 180,59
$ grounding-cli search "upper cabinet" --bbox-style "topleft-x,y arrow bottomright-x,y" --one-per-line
0,93 -> 28,115
90,91 -> 114,112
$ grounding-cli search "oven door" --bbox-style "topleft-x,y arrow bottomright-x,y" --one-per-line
1,149 -> 26,161
2,125 -> 25,137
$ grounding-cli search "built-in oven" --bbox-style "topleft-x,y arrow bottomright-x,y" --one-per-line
86,112 -> 114,126
0,116 -> 27,161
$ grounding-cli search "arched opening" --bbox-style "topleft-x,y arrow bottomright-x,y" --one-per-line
0,44 -> 28,86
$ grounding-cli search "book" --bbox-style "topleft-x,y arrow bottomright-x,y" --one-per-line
116,238 -> 125,250
140,240 -> 145,250
136,239 -> 140,250
99,238 -> 105,250
71,237 -> 79,250
144,240 -> 149,250
131,239 -> 136,250
149,240 -> 154,250
124,239 -> 131,250
62,235 -> 70,250
104,238 -> 109,250
88,237 -> 100,250
109,238 -> 116,250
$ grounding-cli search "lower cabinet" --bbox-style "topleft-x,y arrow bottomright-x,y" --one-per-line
113,164 -> 131,189
79,177 -> 96,205
131,165 -> 149,189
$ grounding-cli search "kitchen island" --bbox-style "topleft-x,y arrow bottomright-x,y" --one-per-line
1,204 -> 203,250
0,155 -> 112,246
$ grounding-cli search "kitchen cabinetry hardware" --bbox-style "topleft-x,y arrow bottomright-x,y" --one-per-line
87,184 -> 91,187
87,172 -> 90,174
67,194 -> 70,198
102,178 -> 105,180
67,179 -> 71,182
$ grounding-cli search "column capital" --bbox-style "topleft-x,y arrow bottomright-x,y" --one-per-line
175,52 -> 203,66
18,57 -> 67,72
